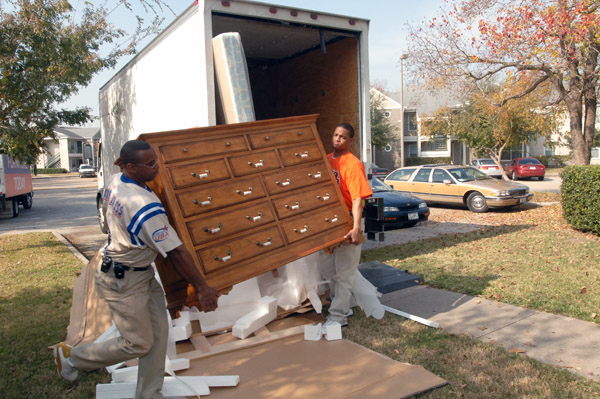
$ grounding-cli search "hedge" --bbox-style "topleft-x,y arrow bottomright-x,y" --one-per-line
34,168 -> 68,174
533,155 -> 570,167
560,165 -> 600,235
406,157 -> 452,166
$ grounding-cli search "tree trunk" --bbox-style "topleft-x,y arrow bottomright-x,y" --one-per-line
566,100 -> 588,165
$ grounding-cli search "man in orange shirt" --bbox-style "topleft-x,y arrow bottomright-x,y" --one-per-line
320,123 -> 372,326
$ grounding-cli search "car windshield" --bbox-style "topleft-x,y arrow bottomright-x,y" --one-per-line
80,166 -> 93,170
369,177 -> 392,192
448,167 -> 491,182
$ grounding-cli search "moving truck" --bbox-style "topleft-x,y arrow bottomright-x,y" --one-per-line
0,154 -> 34,218
96,0 -> 371,232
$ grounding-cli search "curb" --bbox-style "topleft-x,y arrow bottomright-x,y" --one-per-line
51,231 -> 89,265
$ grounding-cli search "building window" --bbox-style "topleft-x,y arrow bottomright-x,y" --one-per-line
384,111 -> 391,118
404,111 -> 417,132
421,136 -> 447,152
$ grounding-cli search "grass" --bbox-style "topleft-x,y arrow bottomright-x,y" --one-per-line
0,233 -> 110,399
3,203 -> 600,398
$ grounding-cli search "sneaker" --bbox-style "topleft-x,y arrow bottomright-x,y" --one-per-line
324,318 -> 348,328
53,342 -> 78,381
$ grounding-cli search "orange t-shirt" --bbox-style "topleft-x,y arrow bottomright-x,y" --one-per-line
328,152 -> 373,211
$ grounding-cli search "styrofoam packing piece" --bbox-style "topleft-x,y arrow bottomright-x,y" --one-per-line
94,322 -> 120,343
232,296 -> 277,339
350,272 -> 385,320
306,289 -> 322,314
197,278 -> 262,332
383,305 -> 440,328
304,323 -> 322,341
324,322 -> 343,341
96,377 -> 210,398
111,358 -> 190,382
169,322 -> 192,342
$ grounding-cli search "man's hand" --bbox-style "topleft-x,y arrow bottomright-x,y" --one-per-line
344,227 -> 363,245
195,285 -> 220,312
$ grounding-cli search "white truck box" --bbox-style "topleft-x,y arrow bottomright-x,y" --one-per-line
96,0 -> 371,231
0,154 -> 34,218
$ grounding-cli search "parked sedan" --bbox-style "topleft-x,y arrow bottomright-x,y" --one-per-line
369,163 -> 390,179
472,158 -> 502,177
369,177 -> 429,229
383,165 -> 533,213
78,164 -> 96,178
504,158 -> 546,180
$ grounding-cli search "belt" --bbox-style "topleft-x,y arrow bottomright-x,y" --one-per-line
118,264 -> 150,271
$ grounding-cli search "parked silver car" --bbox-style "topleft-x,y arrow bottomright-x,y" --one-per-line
472,158 -> 502,177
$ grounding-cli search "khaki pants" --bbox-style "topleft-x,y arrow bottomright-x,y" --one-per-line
318,243 -> 362,324
71,267 -> 168,399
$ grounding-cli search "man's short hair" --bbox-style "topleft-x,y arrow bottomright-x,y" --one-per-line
336,123 -> 355,138
119,140 -> 151,166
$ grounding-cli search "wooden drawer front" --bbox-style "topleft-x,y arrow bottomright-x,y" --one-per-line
272,184 -> 338,220
248,126 -> 314,149
197,227 -> 284,274
159,136 -> 247,163
187,201 -> 275,246
228,150 -> 281,177
177,177 -> 265,217
167,159 -> 230,189
262,162 -> 329,195
278,143 -> 322,166
280,206 -> 349,244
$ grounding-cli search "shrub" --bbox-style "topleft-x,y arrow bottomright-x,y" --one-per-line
534,155 -> 569,168
35,168 -> 67,174
560,165 -> 600,235
406,156 -> 452,166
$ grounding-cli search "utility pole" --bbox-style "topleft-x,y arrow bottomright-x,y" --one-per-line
399,53 -> 408,167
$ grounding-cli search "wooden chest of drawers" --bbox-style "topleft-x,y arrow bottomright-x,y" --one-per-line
139,115 -> 353,310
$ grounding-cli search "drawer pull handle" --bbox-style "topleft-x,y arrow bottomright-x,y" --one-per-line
316,193 -> 330,201
308,171 -> 322,179
191,169 -> 210,179
297,131 -> 303,135
256,237 -> 272,247
265,136 -> 270,141
237,186 -> 253,196
183,148 -> 189,153
295,151 -> 309,158
214,250 -> 232,263
294,225 -> 309,234
248,160 -> 264,168
203,223 -> 222,234
193,196 -> 212,206
226,142 -> 231,146
246,211 -> 263,222
325,215 -> 339,223
285,201 -> 300,210
276,178 -> 291,186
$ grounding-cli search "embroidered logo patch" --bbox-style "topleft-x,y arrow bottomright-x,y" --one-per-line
152,226 -> 169,242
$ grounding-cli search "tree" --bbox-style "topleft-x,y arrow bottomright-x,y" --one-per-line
407,0 -> 599,165
370,88 -> 396,147
0,0 -> 171,164
421,78 -> 558,180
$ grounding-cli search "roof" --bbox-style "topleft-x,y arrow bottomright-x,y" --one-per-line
54,126 -> 100,140
385,88 -> 467,116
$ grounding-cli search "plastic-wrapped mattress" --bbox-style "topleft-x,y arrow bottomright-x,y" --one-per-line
212,32 -> 256,123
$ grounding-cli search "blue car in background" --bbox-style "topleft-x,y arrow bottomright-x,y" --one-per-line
369,177 -> 430,229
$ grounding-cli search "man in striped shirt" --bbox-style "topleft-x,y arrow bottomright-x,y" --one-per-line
54,140 -> 219,398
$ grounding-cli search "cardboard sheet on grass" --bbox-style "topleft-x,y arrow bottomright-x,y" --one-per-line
177,334 -> 446,399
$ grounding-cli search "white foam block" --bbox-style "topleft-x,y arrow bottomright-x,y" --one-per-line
97,377 -> 210,398
304,323 -> 322,341
325,322 -> 343,341
111,358 -> 190,382
232,296 -> 277,339
169,322 -> 192,342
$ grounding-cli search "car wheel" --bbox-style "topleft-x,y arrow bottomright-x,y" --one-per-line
12,198 -> 19,217
538,175 -> 544,181
511,171 -> 517,180
97,198 -> 108,234
467,192 -> 489,213
22,193 -> 33,209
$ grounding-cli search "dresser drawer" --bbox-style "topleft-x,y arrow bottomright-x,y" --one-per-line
166,159 -> 230,189
176,176 -> 265,217
271,183 -> 338,220
278,143 -> 322,166
186,201 -> 276,246
280,206 -> 349,244
159,136 -> 247,163
228,149 -> 281,177
262,162 -> 329,195
248,126 -> 314,149
197,227 -> 284,274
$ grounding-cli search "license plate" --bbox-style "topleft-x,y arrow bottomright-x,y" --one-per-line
519,197 -> 526,204
529,166 -> 536,170
408,212 -> 418,220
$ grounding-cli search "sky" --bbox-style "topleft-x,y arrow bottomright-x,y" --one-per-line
59,0 -> 444,126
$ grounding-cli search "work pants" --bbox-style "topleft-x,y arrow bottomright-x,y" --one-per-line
318,243 -> 362,324
71,267 -> 168,399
